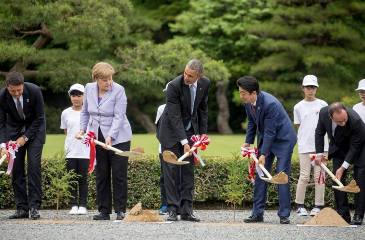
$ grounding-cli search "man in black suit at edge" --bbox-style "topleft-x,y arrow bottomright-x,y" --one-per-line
315,102 -> 365,225
0,71 -> 46,220
157,59 -> 210,222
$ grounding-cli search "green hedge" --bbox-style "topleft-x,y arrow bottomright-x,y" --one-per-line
0,154 -> 355,210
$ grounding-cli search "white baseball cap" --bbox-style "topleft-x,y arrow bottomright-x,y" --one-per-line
68,83 -> 85,95
355,79 -> 365,91
302,75 -> 319,87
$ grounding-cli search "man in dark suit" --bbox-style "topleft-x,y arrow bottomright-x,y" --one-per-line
315,102 -> 365,225
157,59 -> 210,222
0,71 -> 46,220
238,76 -> 297,224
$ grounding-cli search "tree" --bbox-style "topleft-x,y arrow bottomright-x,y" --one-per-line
247,0 -> 365,109
171,0 -> 272,133
116,38 -> 230,132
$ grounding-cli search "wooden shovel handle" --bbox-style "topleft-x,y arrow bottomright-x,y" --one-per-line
177,146 -> 197,162
94,139 -> 126,155
251,153 -> 273,179
0,154 -> 7,166
320,163 -> 344,187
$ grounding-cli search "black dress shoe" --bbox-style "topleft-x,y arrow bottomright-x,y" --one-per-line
243,215 -> 263,223
167,211 -> 178,221
181,213 -> 200,222
280,217 -> 290,224
116,212 -> 125,220
30,208 -> 40,220
93,212 -> 110,220
9,209 -> 29,219
351,214 -> 363,225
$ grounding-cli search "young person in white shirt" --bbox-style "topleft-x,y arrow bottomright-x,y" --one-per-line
353,79 -> 365,123
293,75 -> 329,216
60,84 -> 90,215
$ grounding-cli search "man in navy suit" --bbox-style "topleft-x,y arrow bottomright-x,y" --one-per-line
238,76 -> 296,224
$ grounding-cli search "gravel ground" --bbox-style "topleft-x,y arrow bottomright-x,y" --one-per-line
0,209 -> 364,240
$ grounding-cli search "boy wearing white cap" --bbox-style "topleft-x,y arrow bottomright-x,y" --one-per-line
293,75 -> 329,216
353,79 -> 365,123
60,84 -> 89,215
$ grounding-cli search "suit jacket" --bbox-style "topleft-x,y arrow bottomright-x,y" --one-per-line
80,82 -> 132,145
315,106 -> 365,166
245,91 -> 296,157
0,82 -> 46,146
157,75 -> 210,148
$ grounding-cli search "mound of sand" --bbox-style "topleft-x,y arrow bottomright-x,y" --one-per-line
124,210 -> 164,222
124,202 -> 164,222
304,207 -> 349,226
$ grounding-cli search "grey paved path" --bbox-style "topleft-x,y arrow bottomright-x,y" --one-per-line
0,210 -> 364,240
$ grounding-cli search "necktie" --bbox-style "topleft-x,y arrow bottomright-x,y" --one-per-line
16,98 -> 24,119
190,84 -> 196,114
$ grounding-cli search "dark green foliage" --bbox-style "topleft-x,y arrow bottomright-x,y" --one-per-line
0,154 -> 354,209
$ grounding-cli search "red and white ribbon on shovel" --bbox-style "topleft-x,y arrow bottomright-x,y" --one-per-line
190,134 -> 210,167
310,154 -> 326,184
241,146 -> 264,184
0,141 -> 19,175
82,131 -> 96,174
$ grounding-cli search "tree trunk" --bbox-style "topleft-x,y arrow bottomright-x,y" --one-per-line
128,102 -> 156,133
216,80 -> 233,134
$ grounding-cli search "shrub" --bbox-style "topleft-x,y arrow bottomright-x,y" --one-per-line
0,154 -> 355,210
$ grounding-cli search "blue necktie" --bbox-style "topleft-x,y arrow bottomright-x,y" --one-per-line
190,84 -> 196,114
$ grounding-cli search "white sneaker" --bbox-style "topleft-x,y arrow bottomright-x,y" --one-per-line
69,206 -> 78,215
77,206 -> 88,215
310,207 -> 321,216
296,207 -> 308,216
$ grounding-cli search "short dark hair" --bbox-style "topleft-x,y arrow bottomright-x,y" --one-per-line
236,76 -> 260,93
69,90 -> 83,96
6,71 -> 24,86
328,102 -> 346,117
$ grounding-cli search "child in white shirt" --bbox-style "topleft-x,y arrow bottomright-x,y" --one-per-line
353,79 -> 365,123
293,75 -> 328,216
60,84 -> 89,215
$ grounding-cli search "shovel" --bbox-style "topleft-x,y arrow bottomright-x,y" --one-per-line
320,162 -> 360,193
251,153 -> 288,185
309,154 -> 360,193
0,154 -> 7,174
93,139 -> 144,157
162,146 -> 198,165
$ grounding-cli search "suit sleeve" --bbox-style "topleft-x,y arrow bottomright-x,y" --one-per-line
165,84 -> 187,142
24,87 -> 45,141
0,99 -> 6,144
245,105 -> 257,144
108,88 -> 126,140
260,102 -> 280,156
80,85 -> 90,132
198,81 -> 210,134
344,119 -> 364,165
315,110 -> 326,153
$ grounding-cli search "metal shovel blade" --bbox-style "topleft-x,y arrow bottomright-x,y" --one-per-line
115,147 -> 145,157
265,172 -> 288,185
162,151 -> 189,165
333,180 -> 360,193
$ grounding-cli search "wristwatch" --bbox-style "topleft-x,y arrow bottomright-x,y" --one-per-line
22,135 -> 29,142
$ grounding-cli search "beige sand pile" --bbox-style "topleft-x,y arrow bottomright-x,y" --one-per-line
124,203 -> 164,222
304,207 -> 349,226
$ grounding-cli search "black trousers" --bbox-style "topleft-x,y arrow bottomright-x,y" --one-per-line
162,136 -> 195,215
159,153 -> 167,206
333,157 -> 365,219
96,129 -> 130,214
66,158 -> 89,207
12,142 -> 43,210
